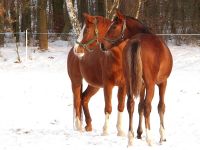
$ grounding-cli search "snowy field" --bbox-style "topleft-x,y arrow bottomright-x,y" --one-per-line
0,40 -> 200,150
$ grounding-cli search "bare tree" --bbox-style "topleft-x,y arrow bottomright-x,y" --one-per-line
65,0 -> 81,35
135,0 -> 142,19
107,0 -> 121,19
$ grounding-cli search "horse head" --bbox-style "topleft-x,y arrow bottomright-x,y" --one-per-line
74,13 -> 111,58
102,10 -> 127,50
102,10 -> 151,50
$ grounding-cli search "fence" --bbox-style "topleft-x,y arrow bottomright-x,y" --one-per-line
0,32 -> 200,46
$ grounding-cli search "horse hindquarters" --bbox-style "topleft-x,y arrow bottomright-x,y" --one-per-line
123,39 -> 143,145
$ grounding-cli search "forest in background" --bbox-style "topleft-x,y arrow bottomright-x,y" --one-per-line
0,0 -> 199,50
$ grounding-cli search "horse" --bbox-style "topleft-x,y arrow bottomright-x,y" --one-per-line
102,10 -> 173,146
68,13 -> 126,136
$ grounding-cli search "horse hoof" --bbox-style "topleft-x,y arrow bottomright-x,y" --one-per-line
85,125 -> 92,131
137,134 -> 142,139
127,141 -> 134,147
159,138 -> 167,144
117,130 -> 126,137
128,131 -> 134,146
146,139 -> 153,146
102,130 -> 109,136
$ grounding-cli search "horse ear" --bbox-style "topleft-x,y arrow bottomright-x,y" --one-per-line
83,13 -> 94,24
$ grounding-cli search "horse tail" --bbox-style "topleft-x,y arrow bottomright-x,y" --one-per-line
125,39 -> 143,97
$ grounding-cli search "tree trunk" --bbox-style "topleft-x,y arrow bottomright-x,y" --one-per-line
10,0 -> 20,43
21,0 -> 31,45
97,0 -> 105,16
38,0 -> 48,50
65,0 -> 81,35
78,0 -> 88,24
119,0 -> 134,17
0,0 -> 4,47
52,0 -> 65,33
62,2 -> 72,34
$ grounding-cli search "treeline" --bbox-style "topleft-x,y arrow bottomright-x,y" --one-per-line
0,0 -> 199,50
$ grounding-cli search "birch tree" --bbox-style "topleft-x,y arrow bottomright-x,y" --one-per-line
107,0 -> 121,19
65,0 -> 81,35
135,0 -> 142,19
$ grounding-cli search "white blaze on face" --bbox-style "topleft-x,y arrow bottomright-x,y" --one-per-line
74,24 -> 86,57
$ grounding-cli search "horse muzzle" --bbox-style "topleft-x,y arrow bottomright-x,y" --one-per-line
73,46 -> 85,58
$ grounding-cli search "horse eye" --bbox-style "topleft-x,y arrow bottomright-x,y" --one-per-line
111,25 -> 117,30
113,16 -> 118,22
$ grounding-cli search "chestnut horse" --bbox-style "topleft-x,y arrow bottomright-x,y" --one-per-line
103,11 -> 173,145
68,13 -> 126,136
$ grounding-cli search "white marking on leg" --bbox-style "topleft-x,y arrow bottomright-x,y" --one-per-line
116,111 -> 125,136
146,129 -> 153,146
159,125 -> 166,143
74,24 -> 86,57
128,131 -> 134,146
102,113 -> 110,135
75,116 -> 82,131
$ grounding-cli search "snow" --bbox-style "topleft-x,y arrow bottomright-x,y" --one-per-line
0,41 -> 200,149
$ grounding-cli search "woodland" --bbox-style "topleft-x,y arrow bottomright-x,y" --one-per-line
0,0 -> 199,50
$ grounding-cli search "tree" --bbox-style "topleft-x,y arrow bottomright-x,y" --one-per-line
0,0 -> 4,47
97,0 -> 105,16
21,0 -> 31,45
119,0 -> 135,17
52,0 -> 65,33
38,0 -> 48,50
10,0 -> 20,43
77,0 -> 88,24
65,0 -> 81,35
106,0 -> 121,19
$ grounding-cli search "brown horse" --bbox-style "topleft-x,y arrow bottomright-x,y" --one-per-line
68,13 -> 126,136
103,11 -> 173,146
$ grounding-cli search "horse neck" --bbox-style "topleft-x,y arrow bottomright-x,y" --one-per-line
112,39 -> 129,53
125,18 -> 151,38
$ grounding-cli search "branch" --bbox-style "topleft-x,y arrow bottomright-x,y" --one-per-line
135,0 -> 142,19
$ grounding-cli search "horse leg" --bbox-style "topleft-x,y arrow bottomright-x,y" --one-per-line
81,85 -> 99,131
102,83 -> 113,136
158,80 -> 167,143
137,83 -> 145,139
116,85 -> 126,136
127,93 -> 135,146
72,83 -> 83,131
144,83 -> 155,146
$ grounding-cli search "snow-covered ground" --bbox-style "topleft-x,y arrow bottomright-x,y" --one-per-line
0,40 -> 200,150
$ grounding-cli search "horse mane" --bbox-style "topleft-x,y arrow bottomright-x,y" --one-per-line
125,16 -> 152,34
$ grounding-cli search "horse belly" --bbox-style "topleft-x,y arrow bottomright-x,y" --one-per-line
80,66 -> 103,87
